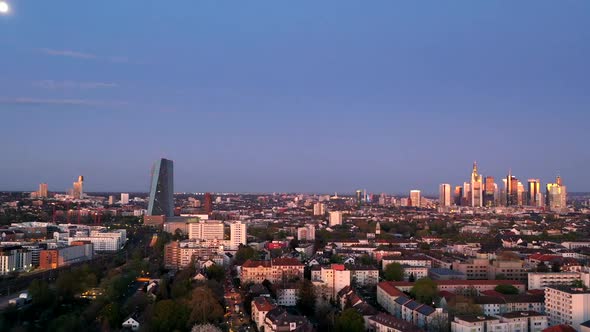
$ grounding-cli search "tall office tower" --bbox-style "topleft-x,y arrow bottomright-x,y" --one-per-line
517,182 -> 525,205
439,184 -> 451,207
462,182 -> 471,206
355,190 -> 362,208
204,192 -> 213,214
483,176 -> 496,207
73,176 -> 84,199
454,186 -> 463,206
527,179 -> 541,206
38,183 -> 48,198
121,193 -> 130,205
230,221 -> 247,249
108,195 -> 115,205
313,202 -> 325,216
329,211 -> 343,226
546,176 -> 567,213
470,162 -> 483,207
506,172 -> 519,206
409,190 -> 421,207
147,158 -> 174,217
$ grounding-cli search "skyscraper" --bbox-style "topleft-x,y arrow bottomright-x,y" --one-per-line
439,184 -> 451,207
527,179 -> 541,207
546,176 -> 567,213
454,186 -> 463,206
483,176 -> 496,207
329,211 -> 343,226
147,158 -> 174,217
355,190 -> 362,208
506,171 -> 519,206
409,190 -> 421,207
38,183 -> 48,198
73,176 -> 84,199
470,162 -> 483,207
204,192 -> 213,214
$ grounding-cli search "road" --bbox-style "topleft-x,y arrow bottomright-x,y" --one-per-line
223,268 -> 253,332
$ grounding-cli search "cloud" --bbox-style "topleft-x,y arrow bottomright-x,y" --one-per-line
0,97 -> 128,107
38,48 -> 133,64
33,80 -> 119,89
39,48 -> 98,60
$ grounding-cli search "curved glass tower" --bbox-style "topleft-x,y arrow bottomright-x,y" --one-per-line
147,158 -> 174,217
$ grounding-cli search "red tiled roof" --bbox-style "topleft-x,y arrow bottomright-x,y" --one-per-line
252,296 -> 276,312
272,258 -> 304,266
378,282 -> 406,297
388,280 -> 525,286
242,260 -> 271,268
542,325 -> 577,332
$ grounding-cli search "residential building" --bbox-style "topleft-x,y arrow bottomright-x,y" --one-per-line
188,220 -> 224,241
368,313 -> 423,332
230,221 -> 247,250
241,258 -> 304,284
38,183 -> 48,198
329,211 -> 343,227
297,224 -> 315,241
313,203 -> 325,216
545,286 -> 590,330
251,296 -> 276,332
121,193 -> 130,205
311,264 -> 351,300
528,272 -> 582,290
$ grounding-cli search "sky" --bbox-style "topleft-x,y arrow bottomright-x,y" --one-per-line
0,1 -> 589,194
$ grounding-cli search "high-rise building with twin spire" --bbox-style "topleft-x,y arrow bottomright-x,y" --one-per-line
528,179 -> 542,207
470,162 -> 483,207
147,158 -> 174,217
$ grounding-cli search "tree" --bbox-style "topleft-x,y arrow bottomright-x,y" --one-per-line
206,265 -> 225,283
410,277 -> 438,305
192,324 -> 222,332
571,279 -> 586,289
28,279 -> 55,308
149,300 -> 190,332
297,280 -> 316,316
536,262 -> 549,272
384,263 -> 405,281
188,287 -> 224,325
494,284 -> 519,295
551,261 -> 561,272
334,308 -> 364,332
330,254 -> 344,264
495,273 -> 507,280
289,238 -> 300,251
408,273 -> 416,282
447,295 -> 483,316
235,245 -> 257,265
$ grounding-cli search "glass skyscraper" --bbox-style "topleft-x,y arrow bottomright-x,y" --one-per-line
147,158 -> 174,217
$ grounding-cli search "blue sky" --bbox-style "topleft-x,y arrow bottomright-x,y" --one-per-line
0,1 -> 589,194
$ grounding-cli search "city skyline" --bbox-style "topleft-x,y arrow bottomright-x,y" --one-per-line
1,1 -> 589,192
14,160 -> 582,196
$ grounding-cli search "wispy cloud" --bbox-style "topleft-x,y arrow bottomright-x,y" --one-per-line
39,48 -> 98,60
38,48 -> 133,64
33,80 -> 119,89
0,97 -> 128,107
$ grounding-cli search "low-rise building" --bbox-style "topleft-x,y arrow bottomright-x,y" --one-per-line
528,272 -> 582,290
241,258 -> 304,284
